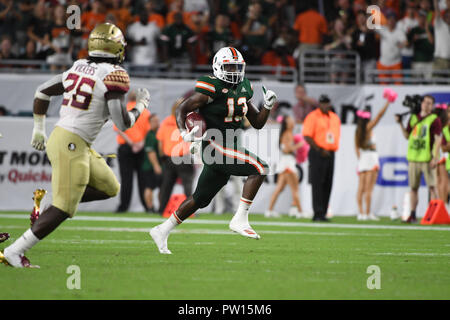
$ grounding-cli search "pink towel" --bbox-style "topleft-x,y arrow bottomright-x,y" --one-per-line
293,134 -> 310,163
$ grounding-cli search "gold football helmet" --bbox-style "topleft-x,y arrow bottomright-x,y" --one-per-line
88,23 -> 126,63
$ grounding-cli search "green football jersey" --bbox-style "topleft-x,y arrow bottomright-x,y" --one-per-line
194,75 -> 253,140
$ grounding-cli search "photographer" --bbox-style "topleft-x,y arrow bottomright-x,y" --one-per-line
396,95 -> 442,223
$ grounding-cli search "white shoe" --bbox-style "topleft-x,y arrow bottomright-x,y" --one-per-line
149,226 -> 172,254
368,213 -> 380,221
357,214 -> 368,221
1,248 -> 39,268
229,216 -> 260,240
264,210 -> 280,218
288,207 -> 303,218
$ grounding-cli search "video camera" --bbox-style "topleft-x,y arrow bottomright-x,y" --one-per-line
395,94 -> 423,120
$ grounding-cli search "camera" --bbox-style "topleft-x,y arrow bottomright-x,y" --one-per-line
396,94 -> 423,120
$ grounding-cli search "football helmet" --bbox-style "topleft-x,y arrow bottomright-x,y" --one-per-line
212,47 -> 246,84
88,23 -> 126,63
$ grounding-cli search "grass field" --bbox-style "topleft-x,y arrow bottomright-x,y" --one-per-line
1,211 -> 449,300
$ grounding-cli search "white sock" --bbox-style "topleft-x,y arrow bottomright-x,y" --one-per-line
159,212 -> 182,234
234,197 -> 253,222
6,229 -> 40,255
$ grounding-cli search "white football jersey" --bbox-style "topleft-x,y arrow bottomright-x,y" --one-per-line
56,59 -> 130,144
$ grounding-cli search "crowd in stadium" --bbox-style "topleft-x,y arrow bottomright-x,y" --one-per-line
0,0 -> 449,81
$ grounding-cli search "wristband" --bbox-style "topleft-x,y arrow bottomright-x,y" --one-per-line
33,114 -> 46,132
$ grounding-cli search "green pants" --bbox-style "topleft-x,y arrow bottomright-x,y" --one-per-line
192,140 -> 269,208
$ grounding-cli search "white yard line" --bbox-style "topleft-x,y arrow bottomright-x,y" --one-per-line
1,213 -> 450,231
372,252 -> 450,257
1,225 -> 390,237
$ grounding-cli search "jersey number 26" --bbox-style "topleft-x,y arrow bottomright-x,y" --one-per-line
62,73 -> 95,110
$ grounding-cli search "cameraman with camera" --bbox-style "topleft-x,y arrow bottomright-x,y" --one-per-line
396,95 -> 442,223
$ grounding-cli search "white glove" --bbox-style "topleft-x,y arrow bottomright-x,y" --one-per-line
135,88 -> 150,113
31,114 -> 47,151
180,126 -> 206,142
262,85 -> 277,110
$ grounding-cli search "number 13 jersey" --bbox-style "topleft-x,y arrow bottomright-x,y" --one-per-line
56,59 -> 130,144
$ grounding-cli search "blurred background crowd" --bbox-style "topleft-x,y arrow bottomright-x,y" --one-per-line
0,0 -> 449,82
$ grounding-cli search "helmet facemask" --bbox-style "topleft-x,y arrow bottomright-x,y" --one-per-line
220,62 -> 245,84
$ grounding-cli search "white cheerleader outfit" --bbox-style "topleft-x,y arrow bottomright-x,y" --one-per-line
357,134 -> 380,173
276,144 -> 298,176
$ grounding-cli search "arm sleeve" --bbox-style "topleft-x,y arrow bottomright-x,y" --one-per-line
194,76 -> 217,99
107,98 -> 129,132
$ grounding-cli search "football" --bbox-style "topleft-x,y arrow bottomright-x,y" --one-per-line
185,112 -> 207,138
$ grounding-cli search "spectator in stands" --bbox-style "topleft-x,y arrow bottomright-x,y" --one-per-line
241,1 -> 269,65
0,35 -> 15,60
397,0 -> 419,71
159,12 -> 197,70
323,17 -> 352,84
292,84 -> 318,124
14,0 -> 35,50
292,3 -> 328,65
206,14 -> 233,62
126,11 -> 160,67
419,0 -> 434,21
303,94 -> 341,222
107,0 -> 132,33
0,0 -> 20,40
81,0 -> 106,40
376,12 -> 407,84
144,0 -> 166,29
27,1 -> 52,60
115,91 -> 151,213
142,114 -> 162,213
46,5 -> 72,71
408,10 -> 434,80
265,115 -> 304,219
19,39 -> 37,60
156,98 -> 194,213
432,0 -> 450,77
261,38 -> 296,77
352,10 -> 378,82
166,0 -> 191,27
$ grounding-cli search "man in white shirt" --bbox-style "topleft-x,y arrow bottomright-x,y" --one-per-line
396,1 -> 419,70
432,0 -> 450,74
126,12 -> 160,67
376,12 -> 407,84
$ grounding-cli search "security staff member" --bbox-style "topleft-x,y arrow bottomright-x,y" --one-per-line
302,95 -> 341,222
396,95 -> 442,223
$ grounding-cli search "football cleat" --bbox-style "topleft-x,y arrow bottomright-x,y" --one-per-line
229,218 -> 261,240
0,249 -> 40,268
149,226 -> 172,254
288,207 -> 303,219
0,233 -> 10,243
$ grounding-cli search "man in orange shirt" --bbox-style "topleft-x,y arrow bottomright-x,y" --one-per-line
293,3 -> 327,63
302,95 -> 341,222
156,98 -> 194,213
114,90 -> 151,212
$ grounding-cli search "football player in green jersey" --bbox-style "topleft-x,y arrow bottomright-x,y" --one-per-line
150,47 -> 277,254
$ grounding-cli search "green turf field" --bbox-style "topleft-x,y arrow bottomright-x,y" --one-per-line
1,211 -> 449,300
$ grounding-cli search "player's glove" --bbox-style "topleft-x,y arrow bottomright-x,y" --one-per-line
135,88 -> 150,113
262,85 -> 277,110
180,126 -> 206,142
31,114 -> 47,151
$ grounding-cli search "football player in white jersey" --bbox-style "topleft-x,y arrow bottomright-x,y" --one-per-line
0,23 -> 150,268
